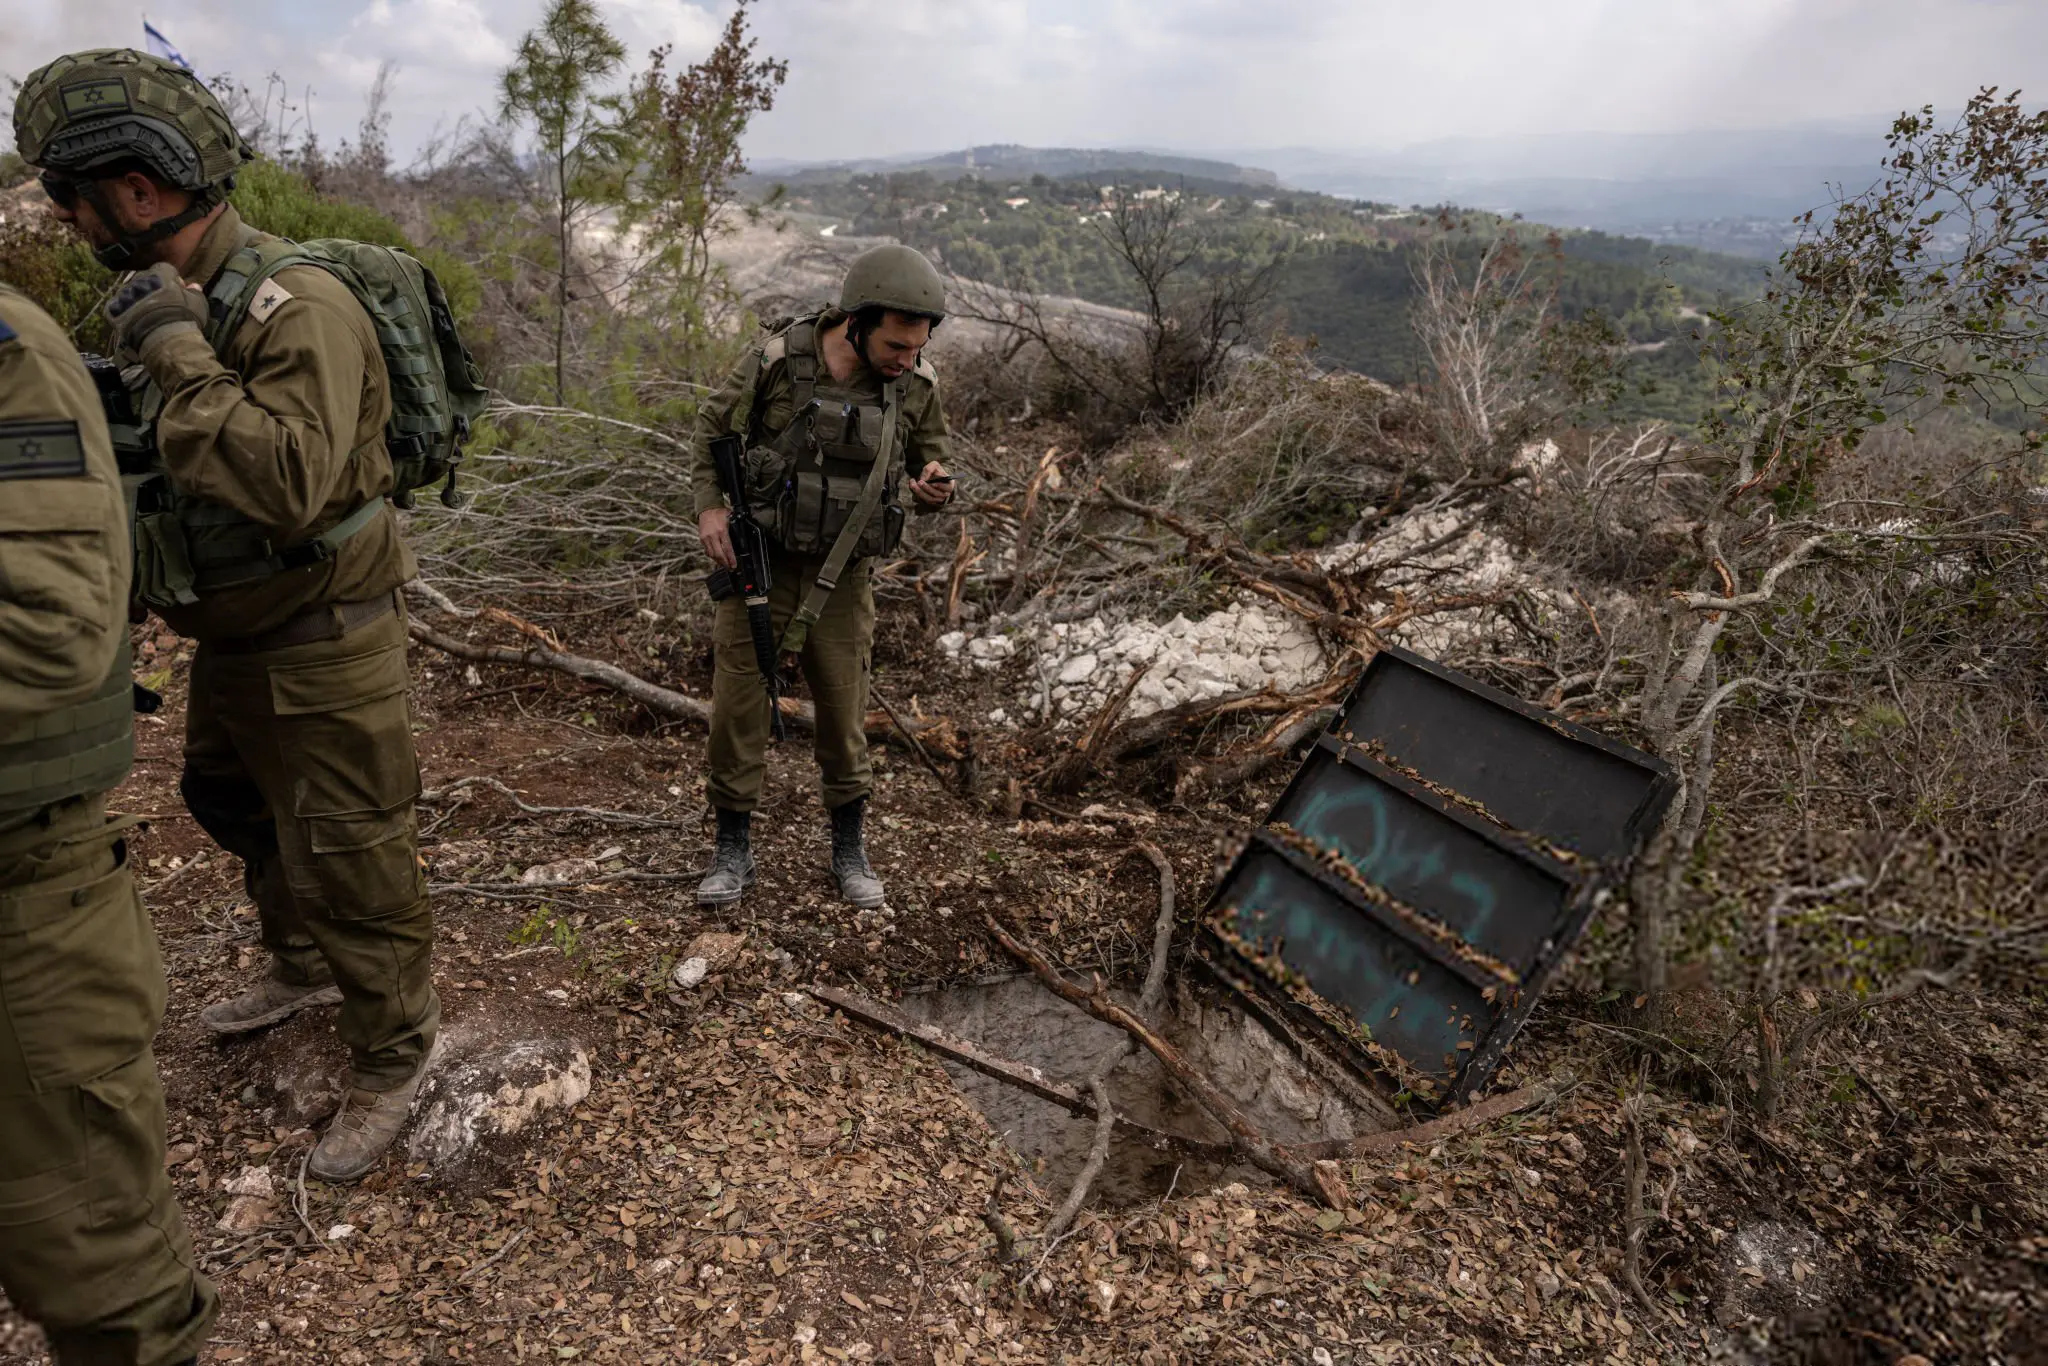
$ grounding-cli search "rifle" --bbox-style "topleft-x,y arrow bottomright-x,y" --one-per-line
79,352 -> 156,475
79,352 -> 165,713
705,433 -> 786,741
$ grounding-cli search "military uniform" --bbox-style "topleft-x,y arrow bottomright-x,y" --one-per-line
690,317 -> 950,815
15,47 -> 439,1183
691,244 -> 954,910
153,203 -> 438,1095
0,285 -> 219,1365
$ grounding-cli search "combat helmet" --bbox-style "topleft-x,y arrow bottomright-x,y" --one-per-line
839,244 -> 946,321
13,48 -> 253,268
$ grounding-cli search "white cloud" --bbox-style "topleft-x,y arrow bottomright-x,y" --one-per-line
4,0 -> 2045,171
352,0 -> 518,70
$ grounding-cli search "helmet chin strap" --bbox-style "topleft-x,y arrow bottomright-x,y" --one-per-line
79,179 -> 224,271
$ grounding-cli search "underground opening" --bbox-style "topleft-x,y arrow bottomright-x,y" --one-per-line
898,971 -> 1395,1207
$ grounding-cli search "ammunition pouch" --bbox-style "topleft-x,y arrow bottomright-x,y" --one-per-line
768,467 -> 904,561
744,340 -> 907,562
128,471 -> 386,611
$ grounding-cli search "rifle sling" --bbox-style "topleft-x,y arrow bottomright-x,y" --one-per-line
777,376 -> 903,657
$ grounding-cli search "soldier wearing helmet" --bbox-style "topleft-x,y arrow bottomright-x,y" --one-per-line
14,50 -> 439,1185
0,283 -> 220,1366
691,244 -> 955,910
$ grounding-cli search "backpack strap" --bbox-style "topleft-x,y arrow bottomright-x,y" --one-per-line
783,317 -> 820,414
190,238 -> 388,585
777,375 -> 905,658
205,234 -> 307,347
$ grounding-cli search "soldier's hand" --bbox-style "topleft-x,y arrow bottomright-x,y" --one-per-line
910,461 -> 954,506
105,263 -> 208,366
699,507 -> 738,570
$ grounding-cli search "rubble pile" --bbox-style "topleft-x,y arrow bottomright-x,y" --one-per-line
940,506 -> 1546,728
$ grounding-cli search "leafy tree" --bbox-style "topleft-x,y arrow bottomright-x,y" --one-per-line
1626,88 -> 2048,1006
499,0 -> 631,403
624,0 -> 787,302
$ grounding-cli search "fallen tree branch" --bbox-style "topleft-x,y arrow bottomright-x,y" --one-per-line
806,984 -> 1231,1162
1131,842 -> 1177,1022
459,1228 -> 527,1282
409,620 -> 713,725
294,1151 -> 326,1250
981,1175 -> 1020,1265
420,775 -> 688,829
871,687 -> 950,790
408,620 -> 959,757
1041,1078 -> 1114,1244
1171,704 -> 1338,805
1287,1084 -> 1551,1162
813,983 -> 1551,1173
1622,1071 -> 1661,1319
1782,955 -> 1976,1073
428,870 -> 698,894
986,915 -> 1328,1204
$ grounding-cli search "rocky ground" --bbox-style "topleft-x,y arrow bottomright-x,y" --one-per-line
0,613 -> 2040,1365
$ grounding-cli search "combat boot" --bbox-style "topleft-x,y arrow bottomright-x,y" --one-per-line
308,1070 -> 424,1182
199,976 -> 344,1036
830,797 -> 886,909
696,808 -> 756,907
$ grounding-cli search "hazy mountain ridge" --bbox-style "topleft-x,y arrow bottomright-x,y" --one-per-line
749,144 -> 1277,190
755,127 -> 1907,259
750,160 -> 1766,421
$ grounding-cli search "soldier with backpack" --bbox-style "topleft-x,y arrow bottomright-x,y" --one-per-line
13,48 -> 483,1182
693,245 -> 956,909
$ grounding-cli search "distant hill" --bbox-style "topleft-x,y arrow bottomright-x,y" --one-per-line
749,130 -> 1899,260
755,163 -> 1765,421
748,145 -> 1278,191
1218,128 -> 1897,259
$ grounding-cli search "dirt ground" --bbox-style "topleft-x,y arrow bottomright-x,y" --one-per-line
0,616 -> 2041,1365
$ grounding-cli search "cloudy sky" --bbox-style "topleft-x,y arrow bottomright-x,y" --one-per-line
6,0 -> 2046,166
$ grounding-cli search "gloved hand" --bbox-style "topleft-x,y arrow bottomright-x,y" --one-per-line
105,262 -> 208,366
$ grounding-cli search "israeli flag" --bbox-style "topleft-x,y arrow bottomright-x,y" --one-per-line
142,20 -> 193,72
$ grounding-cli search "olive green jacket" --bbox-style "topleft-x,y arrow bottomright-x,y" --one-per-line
0,285 -> 129,732
690,311 -> 951,519
142,206 -> 413,639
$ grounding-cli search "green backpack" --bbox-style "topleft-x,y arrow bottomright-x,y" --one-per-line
206,237 -> 489,507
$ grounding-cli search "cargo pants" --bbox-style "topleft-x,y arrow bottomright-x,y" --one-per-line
0,796 -> 219,1365
180,606 -> 438,1091
707,550 -> 874,813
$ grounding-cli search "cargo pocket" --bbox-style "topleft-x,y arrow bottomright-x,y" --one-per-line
0,835 -> 162,1094
77,1050 -> 166,1229
269,641 -> 424,919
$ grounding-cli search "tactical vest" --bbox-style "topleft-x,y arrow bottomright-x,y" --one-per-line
740,317 -> 907,561
0,641 -> 135,822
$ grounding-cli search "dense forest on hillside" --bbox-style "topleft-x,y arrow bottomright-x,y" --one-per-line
774,167 -> 1763,417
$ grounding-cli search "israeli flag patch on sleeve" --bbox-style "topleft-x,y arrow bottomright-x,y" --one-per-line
0,419 -> 87,479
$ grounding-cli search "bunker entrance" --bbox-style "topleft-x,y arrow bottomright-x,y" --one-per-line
900,973 -> 1384,1207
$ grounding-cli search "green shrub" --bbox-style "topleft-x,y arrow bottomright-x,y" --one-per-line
231,160 -> 481,325
0,215 -> 114,349
0,159 -> 480,346
230,158 -> 414,247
